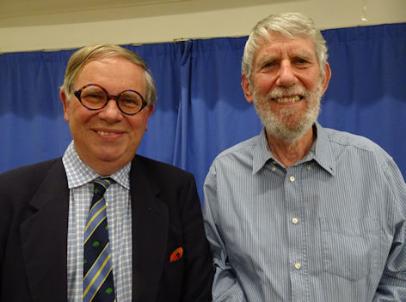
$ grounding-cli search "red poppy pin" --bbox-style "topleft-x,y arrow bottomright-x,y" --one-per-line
169,247 -> 184,263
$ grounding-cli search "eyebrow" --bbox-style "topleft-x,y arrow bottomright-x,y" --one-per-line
256,55 -> 278,66
256,49 -> 315,65
292,50 -> 314,60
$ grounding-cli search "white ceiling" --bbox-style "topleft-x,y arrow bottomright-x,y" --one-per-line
1,0 -> 183,17
0,0 -> 287,27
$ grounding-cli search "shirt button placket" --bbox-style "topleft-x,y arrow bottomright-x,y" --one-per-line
285,168 -> 307,302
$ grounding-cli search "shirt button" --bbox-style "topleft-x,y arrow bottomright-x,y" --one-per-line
294,262 -> 302,270
271,166 -> 276,172
289,176 -> 295,182
291,217 -> 299,224
307,165 -> 312,170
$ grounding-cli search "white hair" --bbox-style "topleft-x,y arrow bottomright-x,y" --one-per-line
242,12 -> 328,82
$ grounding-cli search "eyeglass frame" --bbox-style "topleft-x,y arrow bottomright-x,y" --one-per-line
73,83 -> 148,116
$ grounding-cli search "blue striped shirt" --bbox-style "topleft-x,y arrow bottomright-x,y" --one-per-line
203,123 -> 406,302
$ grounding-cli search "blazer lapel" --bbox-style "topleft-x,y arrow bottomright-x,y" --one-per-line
130,156 -> 169,302
20,160 -> 69,302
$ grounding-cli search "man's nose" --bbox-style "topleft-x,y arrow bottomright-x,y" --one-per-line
275,61 -> 297,87
99,99 -> 124,121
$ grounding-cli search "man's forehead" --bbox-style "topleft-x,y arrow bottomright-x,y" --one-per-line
73,57 -> 147,92
255,33 -> 316,57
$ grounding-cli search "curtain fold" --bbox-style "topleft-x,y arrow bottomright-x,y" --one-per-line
172,40 -> 193,170
1,23 -> 405,199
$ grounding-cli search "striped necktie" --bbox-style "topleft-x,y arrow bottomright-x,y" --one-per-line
83,177 -> 116,302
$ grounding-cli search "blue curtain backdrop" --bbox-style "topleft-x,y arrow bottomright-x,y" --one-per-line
0,23 -> 405,199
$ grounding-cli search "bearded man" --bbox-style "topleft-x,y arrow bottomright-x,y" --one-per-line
203,12 -> 406,302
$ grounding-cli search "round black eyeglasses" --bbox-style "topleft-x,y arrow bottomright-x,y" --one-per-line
73,83 -> 147,115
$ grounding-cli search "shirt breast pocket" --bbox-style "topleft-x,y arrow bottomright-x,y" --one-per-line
320,217 -> 379,281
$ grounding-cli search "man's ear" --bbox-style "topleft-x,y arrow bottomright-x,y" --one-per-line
145,104 -> 155,118
142,105 -> 155,131
321,63 -> 332,94
241,74 -> 255,104
59,88 -> 70,121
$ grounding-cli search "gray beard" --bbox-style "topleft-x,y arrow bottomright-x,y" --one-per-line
253,85 -> 323,143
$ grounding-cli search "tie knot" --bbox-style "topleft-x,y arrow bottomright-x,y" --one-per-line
92,177 -> 114,197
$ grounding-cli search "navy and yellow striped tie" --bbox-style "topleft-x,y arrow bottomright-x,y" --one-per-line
83,177 -> 116,302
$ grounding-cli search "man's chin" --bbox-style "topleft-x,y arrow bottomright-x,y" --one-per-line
95,151 -> 130,163
265,122 -> 312,142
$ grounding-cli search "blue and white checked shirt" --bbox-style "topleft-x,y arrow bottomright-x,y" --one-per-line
63,142 -> 133,302
203,123 -> 406,302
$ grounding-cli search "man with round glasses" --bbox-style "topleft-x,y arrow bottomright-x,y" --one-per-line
0,44 -> 213,302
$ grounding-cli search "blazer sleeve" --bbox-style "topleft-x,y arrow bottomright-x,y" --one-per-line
179,174 -> 214,302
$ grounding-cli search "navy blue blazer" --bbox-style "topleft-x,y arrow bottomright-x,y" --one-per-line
0,155 -> 213,302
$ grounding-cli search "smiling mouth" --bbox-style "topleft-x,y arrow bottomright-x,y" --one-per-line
95,130 -> 124,137
271,95 -> 304,104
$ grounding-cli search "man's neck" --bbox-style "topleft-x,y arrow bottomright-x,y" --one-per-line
266,127 -> 315,168
73,144 -> 133,177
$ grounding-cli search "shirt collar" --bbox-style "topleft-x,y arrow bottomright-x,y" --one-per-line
252,123 -> 335,176
62,141 -> 131,190
312,123 -> 336,176
252,128 -> 273,174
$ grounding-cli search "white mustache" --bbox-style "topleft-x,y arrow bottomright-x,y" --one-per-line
267,86 -> 309,100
